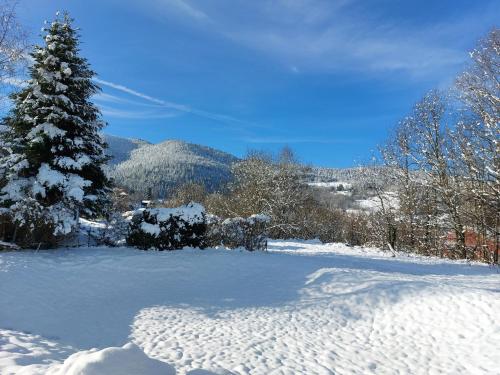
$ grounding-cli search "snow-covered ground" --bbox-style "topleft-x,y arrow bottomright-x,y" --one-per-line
307,181 -> 352,190
355,192 -> 400,212
1,241 -> 499,374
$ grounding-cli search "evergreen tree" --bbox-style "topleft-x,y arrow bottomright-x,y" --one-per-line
0,12 -> 111,246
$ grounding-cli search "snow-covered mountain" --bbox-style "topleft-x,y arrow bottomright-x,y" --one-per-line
104,134 -> 384,200
104,134 -> 151,165
106,136 -> 238,198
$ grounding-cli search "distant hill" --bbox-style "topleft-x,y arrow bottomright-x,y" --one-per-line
104,134 -> 151,165
306,166 -> 388,184
103,134 -> 387,201
106,136 -> 239,198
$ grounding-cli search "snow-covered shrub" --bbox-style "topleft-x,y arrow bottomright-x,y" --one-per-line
0,211 -> 12,240
204,214 -> 223,247
206,214 -> 269,251
105,213 -> 131,246
127,202 -> 206,250
79,188 -> 136,247
0,211 -> 19,249
0,202 -> 64,248
78,213 -> 130,247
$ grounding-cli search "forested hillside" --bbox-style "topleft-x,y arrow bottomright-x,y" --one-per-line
104,134 -> 150,165
110,139 -> 238,198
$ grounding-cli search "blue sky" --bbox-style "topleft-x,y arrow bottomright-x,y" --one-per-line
16,0 -> 499,167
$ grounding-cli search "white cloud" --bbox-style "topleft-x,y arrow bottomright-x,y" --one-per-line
141,0 -> 497,77
216,1 -> 467,77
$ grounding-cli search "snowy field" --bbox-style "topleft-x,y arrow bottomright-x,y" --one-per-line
0,240 -> 499,374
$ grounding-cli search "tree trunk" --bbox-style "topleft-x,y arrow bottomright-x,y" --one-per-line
456,228 -> 466,259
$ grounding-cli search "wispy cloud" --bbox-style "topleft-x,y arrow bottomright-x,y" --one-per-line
93,92 -> 138,105
94,78 -> 247,124
3,75 -> 250,125
143,0 -> 498,78
93,82 -> 184,120
99,105 -> 179,119
94,78 -> 188,111
217,2 -> 467,77
165,0 -> 210,20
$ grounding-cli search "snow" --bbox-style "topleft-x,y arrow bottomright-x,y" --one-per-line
151,202 -> 205,224
79,217 -> 107,230
46,343 -> 175,375
35,164 -> 90,203
0,241 -> 19,250
307,181 -> 352,189
355,192 -> 400,212
111,139 -> 238,198
55,82 -> 67,93
140,222 -> 161,237
103,134 -> 150,165
248,213 -> 270,223
55,155 -> 91,170
0,240 -> 498,374
37,163 -> 65,187
1,177 -> 31,201
27,122 -> 67,140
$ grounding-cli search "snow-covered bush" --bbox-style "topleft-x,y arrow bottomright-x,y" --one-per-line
206,214 -> 269,251
127,202 -> 206,250
78,213 -> 130,247
204,214 -> 223,247
0,211 -> 21,249
0,201 -> 66,248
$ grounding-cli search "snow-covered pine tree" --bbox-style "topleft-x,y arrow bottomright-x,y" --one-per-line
0,12 -> 111,246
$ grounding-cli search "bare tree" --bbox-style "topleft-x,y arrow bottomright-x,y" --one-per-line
456,28 -> 500,262
382,122 -> 419,250
379,91 -> 468,258
206,149 -> 314,239
0,1 -> 26,242
165,182 -> 207,207
0,0 -> 27,103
